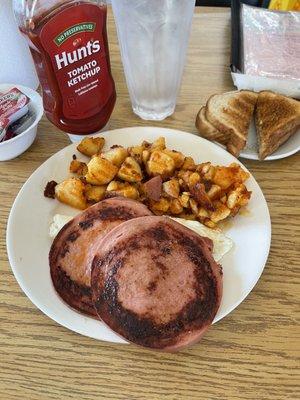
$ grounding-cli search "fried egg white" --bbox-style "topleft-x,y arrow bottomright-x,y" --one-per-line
170,217 -> 233,262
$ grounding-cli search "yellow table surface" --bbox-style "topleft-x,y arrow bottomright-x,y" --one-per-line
0,7 -> 299,400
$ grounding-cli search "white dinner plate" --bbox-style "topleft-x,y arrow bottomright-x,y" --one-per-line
217,119 -> 300,161
7,127 -> 271,343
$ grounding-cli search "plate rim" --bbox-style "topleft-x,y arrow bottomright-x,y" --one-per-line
6,126 -> 272,341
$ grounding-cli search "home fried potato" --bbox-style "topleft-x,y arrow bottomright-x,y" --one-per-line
163,178 -> 180,198
117,157 -> 143,183
49,136 -> 252,227
106,181 -> 139,200
55,178 -> 87,210
147,150 -> 175,177
77,137 -> 104,157
86,156 -> 118,185
85,185 -> 106,203
69,160 -> 88,176
102,146 -> 128,167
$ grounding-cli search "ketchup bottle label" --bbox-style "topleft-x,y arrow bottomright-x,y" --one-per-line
40,4 -> 113,120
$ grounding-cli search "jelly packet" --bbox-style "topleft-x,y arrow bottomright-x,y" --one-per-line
0,88 -> 30,141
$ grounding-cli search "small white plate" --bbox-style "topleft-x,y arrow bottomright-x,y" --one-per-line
7,127 -> 271,343
217,119 -> 300,161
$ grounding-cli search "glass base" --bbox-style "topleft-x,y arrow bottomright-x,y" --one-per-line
67,122 -> 110,143
132,105 -> 175,121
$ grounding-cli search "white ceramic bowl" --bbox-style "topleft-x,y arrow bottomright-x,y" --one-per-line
0,83 -> 43,161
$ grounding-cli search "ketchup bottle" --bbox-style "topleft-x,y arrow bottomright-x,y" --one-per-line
13,0 -> 116,137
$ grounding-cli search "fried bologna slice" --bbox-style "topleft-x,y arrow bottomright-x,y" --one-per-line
91,216 -> 222,351
49,197 -> 152,317
255,91 -> 300,159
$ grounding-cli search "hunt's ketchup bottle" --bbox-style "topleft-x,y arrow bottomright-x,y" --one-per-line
13,0 -> 116,138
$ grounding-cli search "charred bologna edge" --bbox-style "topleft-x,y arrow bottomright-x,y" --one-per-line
91,216 -> 222,351
49,197 -> 152,317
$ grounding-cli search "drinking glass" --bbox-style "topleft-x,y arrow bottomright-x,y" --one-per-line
111,0 -> 195,121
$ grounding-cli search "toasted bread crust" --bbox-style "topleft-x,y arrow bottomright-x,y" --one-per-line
195,107 -> 228,145
205,90 -> 257,157
255,91 -> 300,159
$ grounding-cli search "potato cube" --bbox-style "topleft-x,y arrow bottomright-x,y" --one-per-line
189,198 -> 199,215
106,180 -> 139,200
142,150 -> 151,165
150,198 -> 170,213
203,165 -> 216,181
210,203 -> 231,223
204,219 -> 216,229
118,157 -> 143,183
163,149 -> 185,169
77,137 -> 104,157
86,156 -> 118,185
163,179 -> 180,198
198,207 -> 209,219
69,160 -> 88,176
55,178 -> 87,210
179,192 -> 190,208
128,145 -> 144,163
197,162 -> 211,174
102,146 -> 128,167
151,137 -> 166,151
188,172 -> 201,188
147,150 -> 175,177
85,185 -> 106,203
213,164 -> 249,190
207,184 -> 222,200
169,199 -> 183,215
182,156 -> 196,171
227,184 -> 251,209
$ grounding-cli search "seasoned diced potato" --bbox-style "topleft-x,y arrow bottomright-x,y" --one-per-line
227,184 -> 251,209
188,172 -> 201,188
203,165 -> 216,181
177,170 -> 192,187
117,157 -> 143,183
106,180 -> 139,200
197,162 -> 211,174
55,178 -> 87,210
204,220 -> 216,229
150,198 -> 170,213
128,145 -> 144,163
85,185 -> 106,203
163,178 -> 180,198
69,160 -> 88,176
198,207 -> 209,219
86,156 -> 118,185
163,149 -> 185,169
182,156 -> 196,171
179,192 -> 190,208
213,164 -> 249,190
151,137 -> 166,151
207,184 -> 222,200
189,198 -> 199,216
210,203 -> 231,223
169,199 -> 183,215
147,150 -> 175,177
77,137 -> 104,157
142,150 -> 151,165
102,146 -> 128,167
